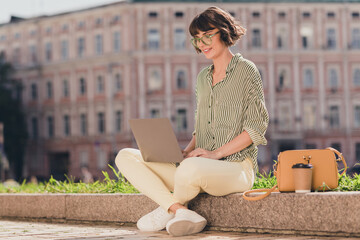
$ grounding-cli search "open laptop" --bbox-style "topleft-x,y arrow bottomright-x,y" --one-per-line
129,118 -> 184,163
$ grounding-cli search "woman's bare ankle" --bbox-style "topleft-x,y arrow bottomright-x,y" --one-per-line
169,203 -> 187,214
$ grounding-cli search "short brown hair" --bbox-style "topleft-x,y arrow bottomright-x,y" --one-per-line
189,6 -> 246,53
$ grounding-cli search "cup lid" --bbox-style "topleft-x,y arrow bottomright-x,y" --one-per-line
292,163 -> 313,169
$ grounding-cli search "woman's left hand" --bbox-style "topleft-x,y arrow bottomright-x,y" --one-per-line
186,148 -> 222,159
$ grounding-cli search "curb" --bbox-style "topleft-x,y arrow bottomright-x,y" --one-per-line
1,192 -> 359,237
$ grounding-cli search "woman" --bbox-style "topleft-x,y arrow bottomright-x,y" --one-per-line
115,6 -> 269,237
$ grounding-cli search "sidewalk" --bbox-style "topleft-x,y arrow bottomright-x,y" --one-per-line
0,220 -> 358,240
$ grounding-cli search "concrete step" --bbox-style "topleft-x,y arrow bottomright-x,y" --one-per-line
0,192 -> 359,237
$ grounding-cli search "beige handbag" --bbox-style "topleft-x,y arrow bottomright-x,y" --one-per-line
243,147 -> 347,201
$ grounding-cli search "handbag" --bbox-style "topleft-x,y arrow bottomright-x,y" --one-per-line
243,147 -> 347,201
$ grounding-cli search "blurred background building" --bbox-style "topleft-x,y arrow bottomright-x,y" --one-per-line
0,0 -> 359,180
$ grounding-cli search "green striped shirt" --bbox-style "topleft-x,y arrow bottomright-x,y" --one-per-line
193,53 -> 269,173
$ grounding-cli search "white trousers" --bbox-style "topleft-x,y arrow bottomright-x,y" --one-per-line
115,148 -> 255,212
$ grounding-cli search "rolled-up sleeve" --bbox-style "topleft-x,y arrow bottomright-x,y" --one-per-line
243,97 -> 269,146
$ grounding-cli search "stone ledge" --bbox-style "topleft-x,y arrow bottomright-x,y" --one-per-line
0,192 -> 359,237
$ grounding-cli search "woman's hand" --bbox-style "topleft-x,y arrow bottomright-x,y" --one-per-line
186,148 -> 222,160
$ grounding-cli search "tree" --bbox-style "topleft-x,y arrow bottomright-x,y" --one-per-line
0,52 -> 28,181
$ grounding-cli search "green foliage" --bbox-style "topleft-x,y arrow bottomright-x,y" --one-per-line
0,165 -> 139,194
1,164 -> 360,194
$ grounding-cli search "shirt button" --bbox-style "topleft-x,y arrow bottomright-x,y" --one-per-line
212,137 -> 215,139
208,121 -> 210,124
209,106 -> 211,108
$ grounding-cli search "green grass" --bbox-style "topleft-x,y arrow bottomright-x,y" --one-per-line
0,165 -> 139,194
1,164 -> 359,193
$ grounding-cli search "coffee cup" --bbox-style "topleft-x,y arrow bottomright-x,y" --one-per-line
292,163 -> 313,193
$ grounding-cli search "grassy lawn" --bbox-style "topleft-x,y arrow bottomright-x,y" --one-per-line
1,165 -> 359,193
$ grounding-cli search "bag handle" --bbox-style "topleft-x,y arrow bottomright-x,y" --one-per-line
326,147 -> 347,177
243,185 -> 278,201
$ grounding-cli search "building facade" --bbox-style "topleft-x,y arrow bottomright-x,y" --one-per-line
0,0 -> 359,179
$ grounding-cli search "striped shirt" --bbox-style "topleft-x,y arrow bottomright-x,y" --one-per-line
193,53 -> 269,173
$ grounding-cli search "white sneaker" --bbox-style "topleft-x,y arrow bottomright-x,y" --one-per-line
166,209 -> 207,237
137,206 -> 175,231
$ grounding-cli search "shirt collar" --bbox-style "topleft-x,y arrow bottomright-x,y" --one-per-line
206,53 -> 242,80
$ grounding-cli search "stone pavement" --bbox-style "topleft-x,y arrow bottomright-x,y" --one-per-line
0,220 -> 358,240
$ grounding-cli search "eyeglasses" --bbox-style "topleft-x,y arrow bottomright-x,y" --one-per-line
191,31 -> 219,49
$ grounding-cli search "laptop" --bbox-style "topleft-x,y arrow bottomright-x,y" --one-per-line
129,118 -> 184,163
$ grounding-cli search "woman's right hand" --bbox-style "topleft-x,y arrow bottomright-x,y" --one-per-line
182,150 -> 189,158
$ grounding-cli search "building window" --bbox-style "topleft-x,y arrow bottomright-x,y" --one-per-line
351,28 -> 360,49
277,69 -> 290,91
356,143 -> 360,161
148,29 -> 160,50
176,70 -> 187,89
252,12 -> 261,18
31,83 -> 37,100
278,12 -> 286,18
115,110 -> 122,132
174,28 -> 186,50
13,47 -> 21,65
326,28 -> 336,49
278,103 -> 292,131
79,78 -> 86,95
78,21 -> 85,29
252,29 -> 261,48
149,11 -> 158,18
97,149 -> 107,170
150,109 -> 160,118
352,12 -> 359,18
354,69 -> 360,87
115,73 -> 123,92
45,42 -> 52,61
80,151 -> 88,167
303,12 -> 311,18
63,115 -> 70,137
329,68 -> 338,90
176,109 -> 187,131
327,12 -> 335,18
303,103 -> 316,129
96,76 -> 104,94
95,18 -> 103,26
78,37 -> 85,58
29,45 -> 37,63
113,31 -> 121,52
47,116 -> 54,138
31,117 -> 38,139
175,11 -> 184,18
46,81 -> 53,99
148,68 -> 162,92
329,105 -> 340,128
277,27 -> 287,49
62,24 -> 69,31
95,34 -> 103,55
80,114 -> 87,136
98,112 -> 105,134
354,106 -> 360,128
63,79 -> 69,97
303,69 -> 314,88
61,40 -> 69,60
